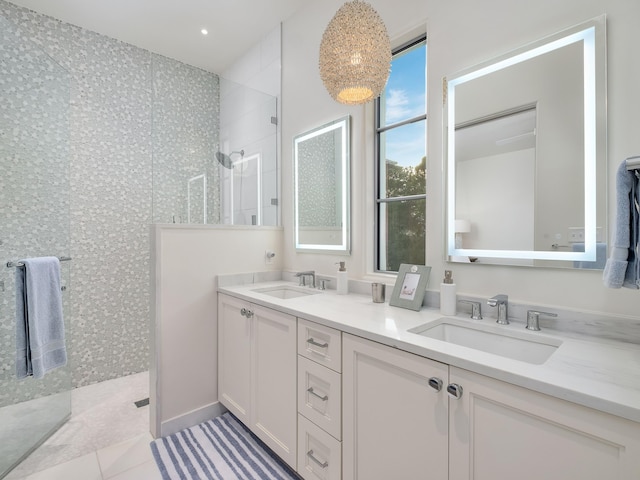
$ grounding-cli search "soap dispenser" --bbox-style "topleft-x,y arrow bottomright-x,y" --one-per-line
440,270 -> 457,315
336,261 -> 348,295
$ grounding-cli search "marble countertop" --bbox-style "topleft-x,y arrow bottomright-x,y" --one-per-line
218,281 -> 640,424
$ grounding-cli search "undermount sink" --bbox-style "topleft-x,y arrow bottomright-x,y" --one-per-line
252,285 -> 320,300
408,318 -> 562,364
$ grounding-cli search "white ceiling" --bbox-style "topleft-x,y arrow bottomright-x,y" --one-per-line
6,0 -> 311,73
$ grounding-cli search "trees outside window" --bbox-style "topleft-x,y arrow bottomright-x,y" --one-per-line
375,36 -> 427,272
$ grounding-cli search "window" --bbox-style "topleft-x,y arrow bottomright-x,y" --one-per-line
375,36 -> 427,272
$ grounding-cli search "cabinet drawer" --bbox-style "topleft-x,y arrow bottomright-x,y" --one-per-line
298,414 -> 342,480
298,355 -> 342,440
298,318 -> 342,372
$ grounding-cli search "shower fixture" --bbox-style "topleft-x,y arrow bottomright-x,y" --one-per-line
215,150 -> 245,169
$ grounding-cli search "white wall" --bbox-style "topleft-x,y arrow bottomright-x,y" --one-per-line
281,0 -> 640,317
222,25 -> 281,99
150,225 -> 283,437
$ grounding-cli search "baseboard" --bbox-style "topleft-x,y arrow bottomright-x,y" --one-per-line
159,401 -> 227,437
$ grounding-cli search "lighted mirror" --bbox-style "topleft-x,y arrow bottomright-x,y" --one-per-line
294,116 -> 350,253
445,16 -> 607,268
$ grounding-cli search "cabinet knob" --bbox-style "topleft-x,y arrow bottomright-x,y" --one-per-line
240,308 -> 254,318
447,383 -> 463,399
428,377 -> 443,392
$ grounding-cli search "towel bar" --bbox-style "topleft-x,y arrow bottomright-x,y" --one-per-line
626,155 -> 640,171
6,256 -> 72,268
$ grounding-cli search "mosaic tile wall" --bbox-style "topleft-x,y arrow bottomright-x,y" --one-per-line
0,14 -> 73,406
152,54 -> 220,225
298,130 -> 339,227
0,0 -> 220,397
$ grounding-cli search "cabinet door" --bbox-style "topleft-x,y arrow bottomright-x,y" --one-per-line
449,366 -> 640,480
252,304 -> 298,468
343,334 -> 448,480
218,294 -> 251,424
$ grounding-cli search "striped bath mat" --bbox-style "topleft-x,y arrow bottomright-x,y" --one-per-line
150,412 -> 299,479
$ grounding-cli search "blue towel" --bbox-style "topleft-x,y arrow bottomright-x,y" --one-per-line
16,257 -> 67,379
603,159 -> 640,288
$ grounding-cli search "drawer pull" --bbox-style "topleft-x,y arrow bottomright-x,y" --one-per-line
307,387 -> 329,401
307,338 -> 329,348
307,449 -> 329,468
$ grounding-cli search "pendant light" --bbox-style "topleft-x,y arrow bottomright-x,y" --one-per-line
319,0 -> 391,105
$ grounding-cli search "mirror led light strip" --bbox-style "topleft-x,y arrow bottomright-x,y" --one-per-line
446,20 -> 600,262
294,117 -> 349,251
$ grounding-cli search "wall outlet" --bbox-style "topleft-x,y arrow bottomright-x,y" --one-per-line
265,250 -> 276,264
568,227 -> 604,243
568,227 -> 585,243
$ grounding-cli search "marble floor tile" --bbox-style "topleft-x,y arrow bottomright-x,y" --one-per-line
4,371 -> 151,480
0,392 -> 70,478
24,453 -> 102,480
96,432 -> 155,479
107,460 -> 163,480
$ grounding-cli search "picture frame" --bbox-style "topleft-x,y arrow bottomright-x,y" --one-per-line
389,264 -> 432,311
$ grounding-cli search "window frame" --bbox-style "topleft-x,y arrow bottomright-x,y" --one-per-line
374,35 -> 428,273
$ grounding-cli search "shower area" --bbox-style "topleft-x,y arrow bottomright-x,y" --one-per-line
0,15 -> 73,478
0,1 -> 278,477
153,74 -> 279,228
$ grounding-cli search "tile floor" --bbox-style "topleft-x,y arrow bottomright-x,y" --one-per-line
0,390 -> 71,476
4,371 -> 161,480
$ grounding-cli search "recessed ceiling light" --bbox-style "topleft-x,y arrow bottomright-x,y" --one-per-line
201,28 -> 208,35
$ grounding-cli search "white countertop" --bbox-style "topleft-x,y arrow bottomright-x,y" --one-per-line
219,281 -> 640,424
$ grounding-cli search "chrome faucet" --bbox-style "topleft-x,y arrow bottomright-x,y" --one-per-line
459,299 -> 482,320
487,294 -> 509,325
526,310 -> 558,331
295,270 -> 316,288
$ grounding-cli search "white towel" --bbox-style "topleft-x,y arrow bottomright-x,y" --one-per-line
16,257 -> 67,379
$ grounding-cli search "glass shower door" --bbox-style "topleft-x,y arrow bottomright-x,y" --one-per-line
0,15 -> 72,478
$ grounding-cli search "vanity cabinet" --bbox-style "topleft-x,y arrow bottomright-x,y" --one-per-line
343,333 -> 640,480
218,289 -> 640,480
217,293 -> 297,468
342,333 -> 449,480
449,366 -> 640,480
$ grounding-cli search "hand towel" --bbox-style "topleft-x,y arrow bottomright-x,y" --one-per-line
603,159 -> 640,288
16,256 -> 67,379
